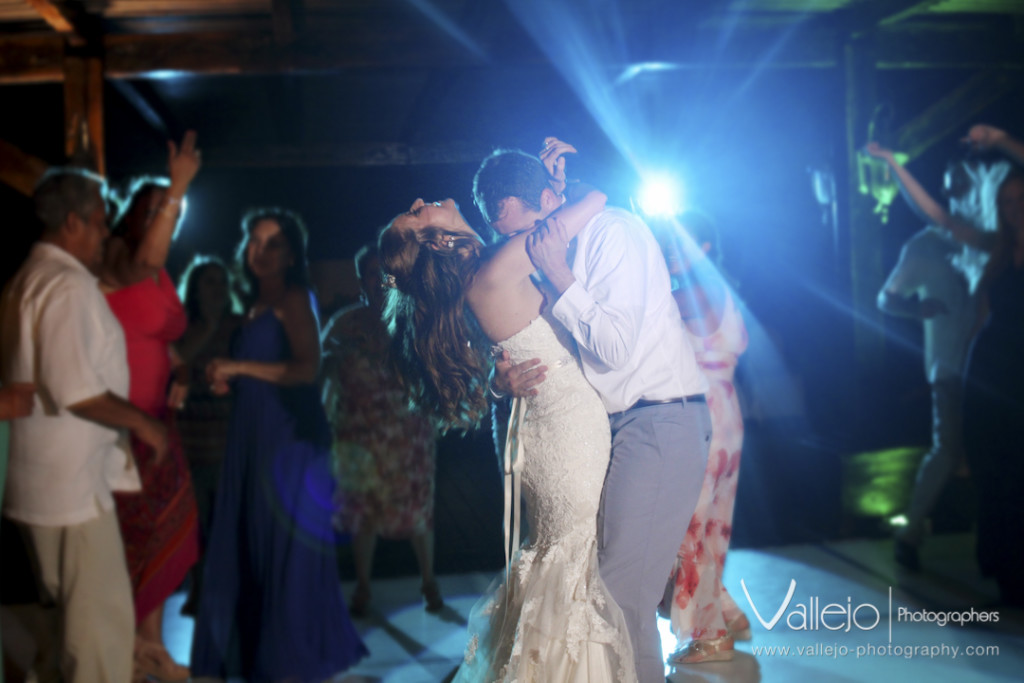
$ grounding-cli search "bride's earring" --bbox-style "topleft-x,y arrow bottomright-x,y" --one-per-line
427,235 -> 456,251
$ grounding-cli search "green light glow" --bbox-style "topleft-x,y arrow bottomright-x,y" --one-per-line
856,151 -> 909,224
842,446 -> 926,517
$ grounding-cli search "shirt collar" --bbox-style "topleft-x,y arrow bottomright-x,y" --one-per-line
34,241 -> 98,282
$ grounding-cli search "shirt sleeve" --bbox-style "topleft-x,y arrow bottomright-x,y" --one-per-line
551,213 -> 646,371
38,283 -> 112,410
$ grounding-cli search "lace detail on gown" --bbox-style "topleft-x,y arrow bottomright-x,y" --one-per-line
454,313 -> 637,683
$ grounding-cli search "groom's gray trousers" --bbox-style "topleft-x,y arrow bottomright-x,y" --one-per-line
599,398 -> 711,683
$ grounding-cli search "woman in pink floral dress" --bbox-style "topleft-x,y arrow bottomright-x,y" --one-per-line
321,243 -> 442,616
656,212 -> 751,664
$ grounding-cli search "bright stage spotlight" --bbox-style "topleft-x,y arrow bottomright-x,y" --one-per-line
638,175 -> 683,217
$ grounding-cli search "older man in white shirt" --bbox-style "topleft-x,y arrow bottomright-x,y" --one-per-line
1,168 -> 167,683
476,149 -> 710,683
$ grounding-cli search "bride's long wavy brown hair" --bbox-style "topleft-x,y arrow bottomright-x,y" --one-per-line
378,221 -> 491,433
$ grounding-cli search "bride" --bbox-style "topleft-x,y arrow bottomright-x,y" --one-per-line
379,192 -> 637,682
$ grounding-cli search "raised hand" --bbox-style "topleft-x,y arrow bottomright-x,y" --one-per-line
168,130 -> 201,192
539,137 -> 577,196
963,124 -> 1007,151
864,141 -> 894,161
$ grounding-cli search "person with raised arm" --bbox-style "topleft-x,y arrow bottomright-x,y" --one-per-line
964,123 -> 1024,166
101,131 -> 201,681
864,142 -> 995,572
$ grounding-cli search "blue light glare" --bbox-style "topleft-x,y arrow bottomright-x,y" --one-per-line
639,175 -> 683,217
615,62 -> 678,86
404,0 -> 486,59
658,615 -> 680,675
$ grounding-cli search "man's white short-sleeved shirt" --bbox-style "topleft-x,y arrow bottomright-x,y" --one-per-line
881,227 -> 978,383
1,242 -> 139,527
552,208 -> 708,413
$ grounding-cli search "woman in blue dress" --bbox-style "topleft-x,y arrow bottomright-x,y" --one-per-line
190,207 -> 367,681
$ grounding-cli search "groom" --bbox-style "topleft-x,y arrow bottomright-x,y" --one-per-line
475,148 -> 710,682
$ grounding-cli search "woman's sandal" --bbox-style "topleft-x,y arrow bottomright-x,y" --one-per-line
727,613 -> 752,641
668,635 -> 736,664
349,584 -> 371,618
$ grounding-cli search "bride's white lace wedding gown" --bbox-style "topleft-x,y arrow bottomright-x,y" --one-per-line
454,313 -> 636,682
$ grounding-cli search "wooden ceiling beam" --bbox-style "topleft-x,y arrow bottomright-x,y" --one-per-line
270,0 -> 302,46
63,53 -> 105,175
874,18 -> 1019,69
22,0 -> 104,47
0,29 -> 499,83
23,0 -> 76,34
833,0 -> 938,35
876,1 -> 944,28
102,29 -> 487,78
0,23 -> 1021,85
896,70 -> 1016,163
0,139 -> 49,196
0,33 -> 65,83
200,140 -> 496,168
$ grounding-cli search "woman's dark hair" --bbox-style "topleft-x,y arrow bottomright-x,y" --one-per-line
377,221 -> 490,434
177,254 -> 242,323
996,169 -> 1024,245
974,168 -> 1024,294
235,207 -> 311,298
111,175 -> 171,242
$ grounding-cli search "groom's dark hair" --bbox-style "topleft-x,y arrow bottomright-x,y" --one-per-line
472,149 -> 550,227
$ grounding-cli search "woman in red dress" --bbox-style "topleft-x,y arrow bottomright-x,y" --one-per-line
101,132 -> 201,681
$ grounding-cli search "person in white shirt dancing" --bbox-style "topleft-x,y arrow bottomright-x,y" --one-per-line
1,168 -> 167,683
481,144 -> 711,683
866,142 -> 1009,570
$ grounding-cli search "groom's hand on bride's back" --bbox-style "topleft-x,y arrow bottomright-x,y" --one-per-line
494,349 -> 547,398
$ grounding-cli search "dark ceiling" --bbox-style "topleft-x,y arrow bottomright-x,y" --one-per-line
2,1 -> 1023,271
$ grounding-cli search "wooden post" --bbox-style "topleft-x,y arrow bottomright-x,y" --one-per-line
63,50 -> 105,175
844,36 -> 886,430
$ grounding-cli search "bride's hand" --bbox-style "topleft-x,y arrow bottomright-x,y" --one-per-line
539,137 -> 577,196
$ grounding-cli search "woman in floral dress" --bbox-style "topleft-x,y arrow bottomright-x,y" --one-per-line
321,243 -> 442,616
657,212 -> 751,664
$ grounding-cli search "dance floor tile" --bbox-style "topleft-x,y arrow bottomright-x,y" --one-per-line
4,534 -> 1023,682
